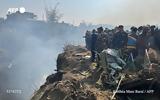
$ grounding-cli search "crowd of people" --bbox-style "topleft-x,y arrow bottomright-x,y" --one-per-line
85,25 -> 160,62
85,25 -> 160,77
84,25 -> 160,84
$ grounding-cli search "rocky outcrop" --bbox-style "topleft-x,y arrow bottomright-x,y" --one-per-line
31,45 -> 160,100
31,45 -> 111,100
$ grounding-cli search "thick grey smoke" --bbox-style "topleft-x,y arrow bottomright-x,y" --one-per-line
96,0 -> 160,26
0,12 -> 86,100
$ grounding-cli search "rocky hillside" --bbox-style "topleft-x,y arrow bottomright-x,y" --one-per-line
31,45 -> 160,100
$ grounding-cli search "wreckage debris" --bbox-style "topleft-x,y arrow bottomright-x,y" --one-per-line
32,25 -> 160,100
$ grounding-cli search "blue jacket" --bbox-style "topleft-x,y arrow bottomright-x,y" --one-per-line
127,35 -> 137,49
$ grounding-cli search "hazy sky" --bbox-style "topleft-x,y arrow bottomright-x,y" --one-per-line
1,0 -> 160,25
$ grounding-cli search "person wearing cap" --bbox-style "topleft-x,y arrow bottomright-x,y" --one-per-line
130,27 -> 138,39
96,27 -> 108,52
137,26 -> 150,56
91,29 -> 98,62
150,25 -> 156,35
127,27 -> 138,59
84,30 -> 91,50
112,25 -> 128,49
97,27 -> 104,34
137,26 -> 143,36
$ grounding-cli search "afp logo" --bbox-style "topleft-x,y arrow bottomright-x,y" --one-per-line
7,7 -> 26,14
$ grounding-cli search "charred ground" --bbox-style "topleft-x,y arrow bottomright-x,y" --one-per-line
31,45 -> 160,100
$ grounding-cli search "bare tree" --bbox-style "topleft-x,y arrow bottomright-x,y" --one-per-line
45,2 -> 62,23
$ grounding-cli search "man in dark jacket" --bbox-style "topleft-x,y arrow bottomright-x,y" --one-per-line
91,29 -> 98,62
84,30 -> 91,50
130,26 -> 138,39
112,25 -> 128,49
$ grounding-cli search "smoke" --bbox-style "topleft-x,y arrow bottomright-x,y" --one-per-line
2,1 -> 160,99
95,0 -> 160,26
0,14 -> 85,100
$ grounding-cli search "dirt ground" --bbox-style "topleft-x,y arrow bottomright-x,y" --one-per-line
31,45 -> 160,100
